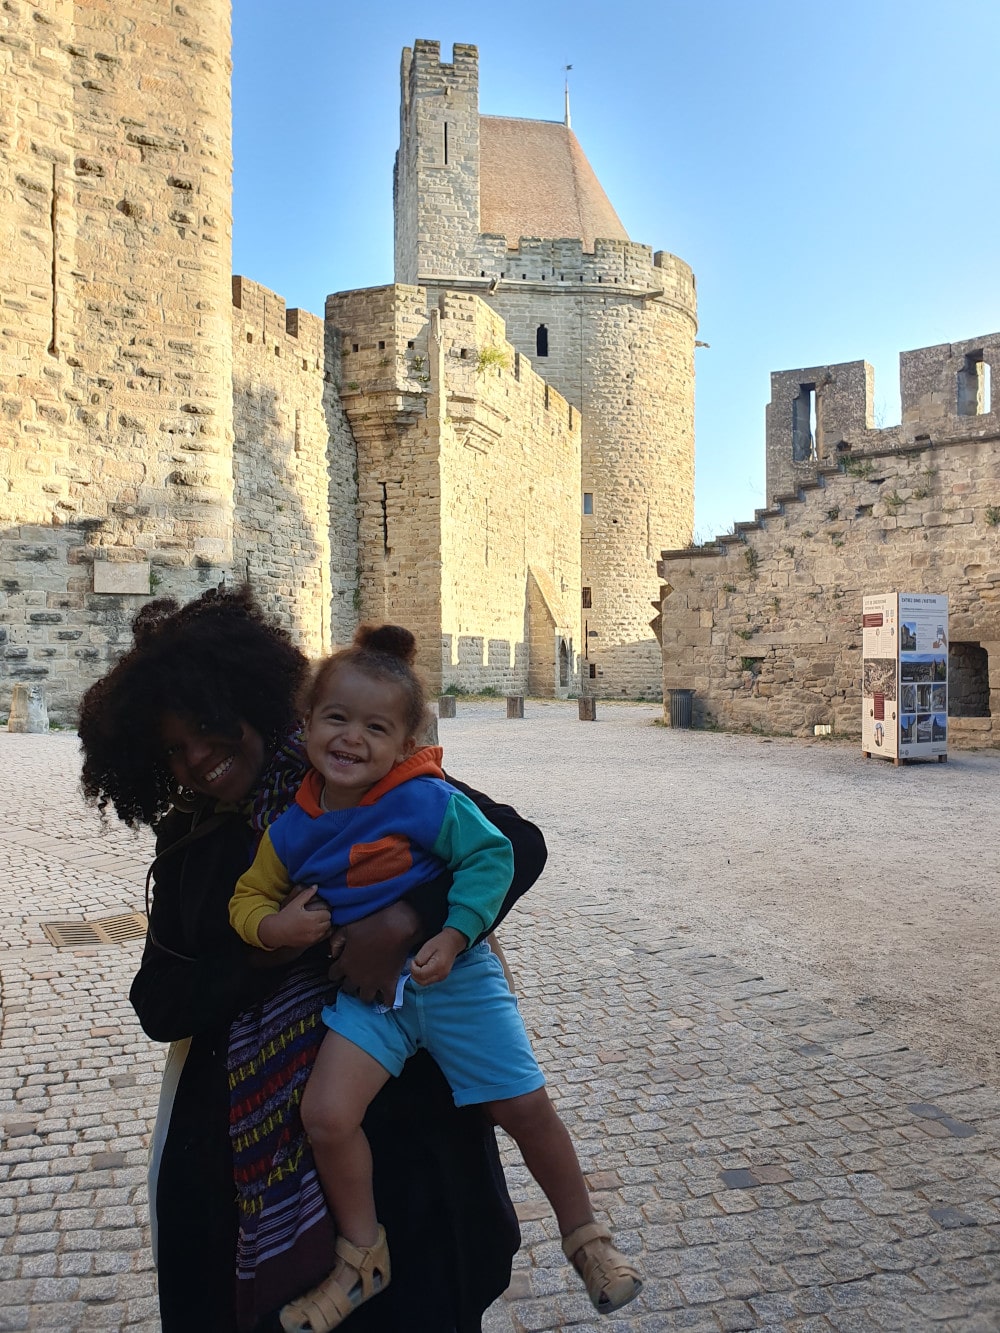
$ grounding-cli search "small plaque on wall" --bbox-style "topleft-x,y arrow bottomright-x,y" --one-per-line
93,561 -> 151,595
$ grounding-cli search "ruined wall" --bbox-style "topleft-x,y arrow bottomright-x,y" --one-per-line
231,276 -> 357,658
661,336 -> 1000,745
765,334 -> 1000,504
1,0 -> 234,719
393,38 -> 696,700
327,284 -> 580,695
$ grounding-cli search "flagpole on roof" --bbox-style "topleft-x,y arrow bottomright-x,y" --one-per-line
564,64 -> 572,129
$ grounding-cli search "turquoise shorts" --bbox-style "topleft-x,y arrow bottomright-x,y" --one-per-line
321,940 -> 546,1107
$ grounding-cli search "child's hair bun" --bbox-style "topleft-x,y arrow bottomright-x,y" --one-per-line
355,623 -> 417,664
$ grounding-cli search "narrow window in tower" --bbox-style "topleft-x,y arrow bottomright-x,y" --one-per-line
380,482 -> 389,555
544,384 -> 550,410
589,663 -> 597,679
514,351 -> 521,381
48,164 -> 58,355
583,492 -> 594,516
958,351 -> 991,416
443,122 -> 449,165
568,404 -> 574,429
792,383 -> 817,462
582,587 -> 592,608
536,324 -> 549,357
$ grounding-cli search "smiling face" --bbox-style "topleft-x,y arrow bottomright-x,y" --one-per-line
159,713 -> 266,806
304,664 -> 416,810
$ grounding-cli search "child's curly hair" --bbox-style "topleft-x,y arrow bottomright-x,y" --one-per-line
79,585 -> 308,828
302,624 -> 427,738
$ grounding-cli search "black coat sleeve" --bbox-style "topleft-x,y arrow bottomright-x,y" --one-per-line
402,775 -> 547,939
129,811 -> 283,1044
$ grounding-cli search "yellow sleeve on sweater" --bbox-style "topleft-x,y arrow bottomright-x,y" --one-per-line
229,831 -> 292,948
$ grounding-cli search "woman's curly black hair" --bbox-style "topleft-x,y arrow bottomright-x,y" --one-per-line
79,585 -> 309,828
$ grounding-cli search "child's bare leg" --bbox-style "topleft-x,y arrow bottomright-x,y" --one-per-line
300,1032 -> 390,1248
489,1087 -> 642,1315
487,1087 -> 594,1236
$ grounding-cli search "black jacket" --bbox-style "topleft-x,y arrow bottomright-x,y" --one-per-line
131,779 -> 547,1333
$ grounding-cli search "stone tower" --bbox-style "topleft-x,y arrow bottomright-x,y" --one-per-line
1,0 -> 235,715
394,40 -> 697,696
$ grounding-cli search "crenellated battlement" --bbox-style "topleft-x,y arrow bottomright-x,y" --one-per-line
426,237 -> 696,314
402,40 -> 479,102
765,332 -> 1000,506
231,275 -> 325,370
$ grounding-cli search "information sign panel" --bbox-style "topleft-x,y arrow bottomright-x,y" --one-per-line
862,592 -> 948,763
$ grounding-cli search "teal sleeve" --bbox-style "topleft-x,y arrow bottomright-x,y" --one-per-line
430,791 -> 515,945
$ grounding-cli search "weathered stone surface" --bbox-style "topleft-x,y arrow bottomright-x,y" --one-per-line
6,685 -> 48,734
660,346 -> 1000,742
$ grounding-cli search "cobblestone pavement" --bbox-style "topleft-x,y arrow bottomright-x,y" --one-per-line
1,718 -> 998,1332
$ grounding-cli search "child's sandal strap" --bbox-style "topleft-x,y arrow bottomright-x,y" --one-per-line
561,1221 -> 612,1259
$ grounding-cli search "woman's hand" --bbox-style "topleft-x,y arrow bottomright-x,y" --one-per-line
258,886 -> 332,951
329,900 -> 423,1005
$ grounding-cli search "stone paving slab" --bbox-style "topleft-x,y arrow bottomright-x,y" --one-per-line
0,730 -> 998,1331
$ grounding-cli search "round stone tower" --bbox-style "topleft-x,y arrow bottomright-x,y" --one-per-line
1,0 -> 235,717
394,40 -> 696,697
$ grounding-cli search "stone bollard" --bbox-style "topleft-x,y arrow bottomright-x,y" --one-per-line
506,695 -> 524,719
578,696 -> 597,722
438,694 -> 457,719
418,708 -> 439,747
7,684 -> 50,734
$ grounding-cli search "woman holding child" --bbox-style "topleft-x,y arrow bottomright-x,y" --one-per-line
79,587 -> 543,1332
79,586 -> 640,1333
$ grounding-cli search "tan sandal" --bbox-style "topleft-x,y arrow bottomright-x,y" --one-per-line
562,1221 -> 642,1315
279,1225 -> 391,1333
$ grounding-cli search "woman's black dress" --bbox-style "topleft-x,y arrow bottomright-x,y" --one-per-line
130,781 -> 546,1333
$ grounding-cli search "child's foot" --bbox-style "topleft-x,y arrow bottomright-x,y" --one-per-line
280,1226 -> 391,1333
562,1221 -> 642,1315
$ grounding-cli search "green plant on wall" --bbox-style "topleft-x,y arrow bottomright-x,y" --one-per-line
986,504 -> 1000,527
884,491 -> 904,512
743,545 -> 760,575
475,345 -> 509,376
843,456 -> 875,480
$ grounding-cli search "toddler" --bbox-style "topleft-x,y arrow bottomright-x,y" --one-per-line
230,625 -> 641,1333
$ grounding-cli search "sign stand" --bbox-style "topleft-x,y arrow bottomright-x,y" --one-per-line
862,593 -> 948,765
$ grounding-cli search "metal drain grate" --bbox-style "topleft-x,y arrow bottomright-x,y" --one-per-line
41,913 -> 147,949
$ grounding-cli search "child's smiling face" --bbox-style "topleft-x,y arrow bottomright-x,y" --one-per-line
305,664 -> 416,809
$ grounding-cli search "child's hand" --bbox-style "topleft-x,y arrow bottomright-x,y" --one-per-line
258,886 -> 332,950
410,927 -> 466,986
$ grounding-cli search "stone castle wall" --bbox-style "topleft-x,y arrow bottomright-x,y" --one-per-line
1,0 -> 235,719
660,335 -> 1000,744
394,39 -> 696,700
328,284 -> 580,694
231,276 -> 355,657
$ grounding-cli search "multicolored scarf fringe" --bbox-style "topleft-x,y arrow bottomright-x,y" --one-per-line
228,961 -> 336,1331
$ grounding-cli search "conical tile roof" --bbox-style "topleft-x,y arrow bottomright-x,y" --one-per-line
479,116 -> 628,253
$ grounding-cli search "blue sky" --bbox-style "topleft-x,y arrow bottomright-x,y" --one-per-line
232,0 -> 1000,542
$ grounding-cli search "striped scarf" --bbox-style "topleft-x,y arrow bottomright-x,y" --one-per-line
247,727 -> 309,836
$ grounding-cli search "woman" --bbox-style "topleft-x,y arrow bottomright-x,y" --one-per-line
79,587 -> 547,1333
